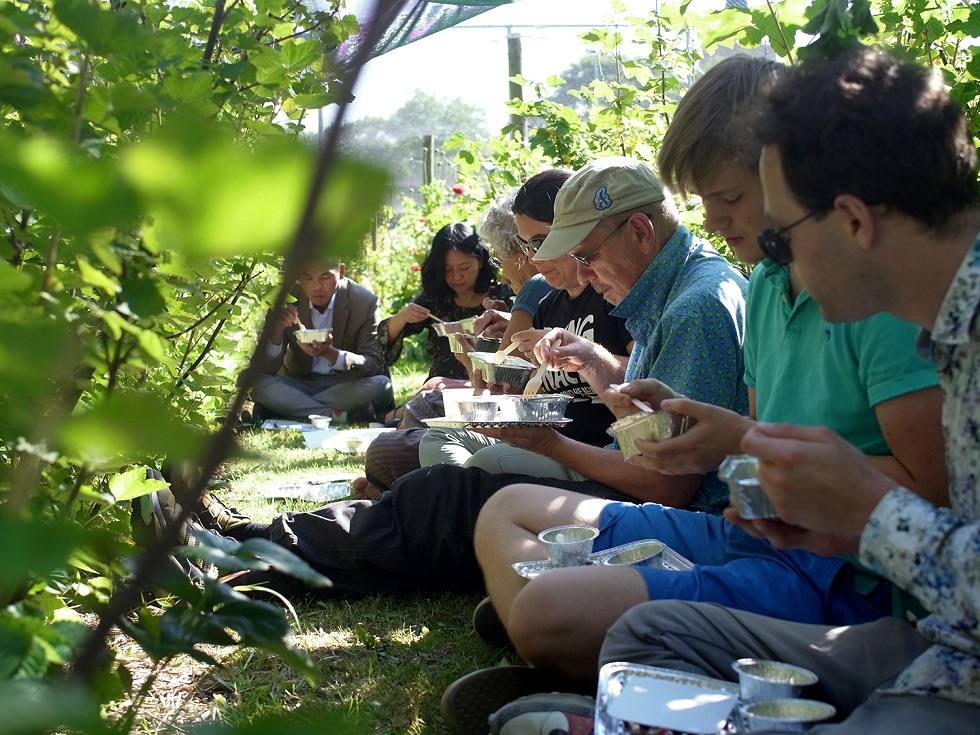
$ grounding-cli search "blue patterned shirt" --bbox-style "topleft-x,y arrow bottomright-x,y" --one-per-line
862,229 -> 980,706
612,225 -> 749,513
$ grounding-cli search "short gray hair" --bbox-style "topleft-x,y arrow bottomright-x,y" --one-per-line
477,188 -> 522,261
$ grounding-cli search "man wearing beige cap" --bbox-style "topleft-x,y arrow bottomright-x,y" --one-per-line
468,156 -> 750,510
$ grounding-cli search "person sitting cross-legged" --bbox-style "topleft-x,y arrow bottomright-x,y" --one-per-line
440,54 -> 948,735
244,257 -> 393,423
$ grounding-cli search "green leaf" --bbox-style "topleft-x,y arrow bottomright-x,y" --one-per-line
59,391 -> 207,460
118,271 -> 166,319
0,614 -> 33,679
108,466 -> 166,502
185,532 -> 332,589
280,39 -> 321,71
291,91 -> 332,109
0,681 -> 108,735
0,518 -> 100,586
77,255 -> 120,294
0,130 -> 141,236
53,0 -> 157,57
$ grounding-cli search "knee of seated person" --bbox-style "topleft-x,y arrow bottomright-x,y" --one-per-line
508,582 -> 578,661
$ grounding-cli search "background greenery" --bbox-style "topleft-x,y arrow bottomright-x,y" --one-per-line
0,0 -> 977,733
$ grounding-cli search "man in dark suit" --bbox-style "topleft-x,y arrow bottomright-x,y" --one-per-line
248,258 -> 392,422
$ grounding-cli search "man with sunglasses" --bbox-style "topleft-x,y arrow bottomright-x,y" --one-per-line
442,56 -> 948,735
594,48 -> 980,735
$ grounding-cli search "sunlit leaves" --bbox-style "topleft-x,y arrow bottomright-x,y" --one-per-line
0,680 -> 109,735
0,517 -> 118,586
59,390 -> 207,461
0,130 -> 141,236
52,0 -> 158,58
120,113 -> 388,264
107,465 -> 167,502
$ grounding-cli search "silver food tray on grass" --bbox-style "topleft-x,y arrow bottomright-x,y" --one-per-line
423,418 -> 572,429
513,539 -> 694,579
597,662 -> 739,735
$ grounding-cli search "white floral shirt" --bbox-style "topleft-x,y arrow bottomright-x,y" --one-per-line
861,229 -> 980,706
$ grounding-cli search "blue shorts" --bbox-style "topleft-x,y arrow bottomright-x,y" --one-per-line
594,502 -> 891,626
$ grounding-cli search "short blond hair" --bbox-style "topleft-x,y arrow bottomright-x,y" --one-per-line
659,55 -> 783,199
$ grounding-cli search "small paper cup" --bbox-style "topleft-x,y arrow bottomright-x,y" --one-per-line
739,698 -> 835,732
538,524 -> 599,567
309,414 -> 332,430
732,658 -> 818,703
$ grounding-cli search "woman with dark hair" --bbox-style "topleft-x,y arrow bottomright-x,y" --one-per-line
381,223 -> 501,382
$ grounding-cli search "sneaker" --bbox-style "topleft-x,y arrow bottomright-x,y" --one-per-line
441,666 -> 595,735
472,597 -> 512,649
489,693 -> 595,735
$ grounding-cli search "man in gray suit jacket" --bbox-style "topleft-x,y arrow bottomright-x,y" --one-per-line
247,258 -> 392,422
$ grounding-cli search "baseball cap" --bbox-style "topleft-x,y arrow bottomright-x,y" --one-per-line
533,157 -> 666,261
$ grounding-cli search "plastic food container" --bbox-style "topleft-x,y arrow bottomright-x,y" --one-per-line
719,454 -> 779,519
607,411 -> 692,460
294,328 -> 332,343
514,394 -> 572,422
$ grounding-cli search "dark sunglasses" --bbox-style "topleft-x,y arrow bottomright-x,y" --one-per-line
756,210 -> 824,266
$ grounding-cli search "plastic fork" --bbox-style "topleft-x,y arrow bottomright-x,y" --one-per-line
492,340 -> 520,364
522,336 -> 561,396
609,383 -> 655,413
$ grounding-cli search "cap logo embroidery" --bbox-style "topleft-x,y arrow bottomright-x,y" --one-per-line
593,187 -> 613,211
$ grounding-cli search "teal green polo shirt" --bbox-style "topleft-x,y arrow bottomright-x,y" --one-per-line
744,260 -> 938,454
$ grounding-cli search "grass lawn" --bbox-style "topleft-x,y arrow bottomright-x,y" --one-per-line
124,360 -> 519,734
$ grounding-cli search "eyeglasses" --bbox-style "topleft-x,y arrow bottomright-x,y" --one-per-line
568,217 -> 631,267
517,235 -> 545,257
756,210 -> 824,266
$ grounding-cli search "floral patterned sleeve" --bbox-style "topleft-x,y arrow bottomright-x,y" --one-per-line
861,488 -> 980,642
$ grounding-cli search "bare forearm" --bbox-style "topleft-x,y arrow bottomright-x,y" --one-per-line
578,345 -> 628,394
546,434 -> 699,506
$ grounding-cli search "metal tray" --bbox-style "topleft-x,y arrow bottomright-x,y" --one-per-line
512,539 -> 694,579
597,662 -> 739,734
423,418 -> 572,429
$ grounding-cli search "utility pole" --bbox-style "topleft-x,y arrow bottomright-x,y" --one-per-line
507,29 -> 526,139
421,134 -> 435,185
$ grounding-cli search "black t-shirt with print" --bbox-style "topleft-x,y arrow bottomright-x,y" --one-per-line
533,285 -> 632,446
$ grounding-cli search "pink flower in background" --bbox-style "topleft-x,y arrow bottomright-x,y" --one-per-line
418,216 -> 428,223
410,264 -> 421,272
451,184 -> 466,196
